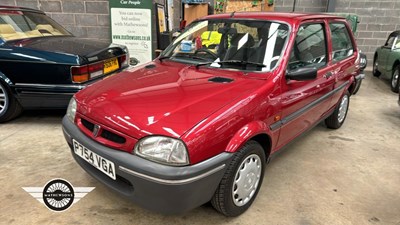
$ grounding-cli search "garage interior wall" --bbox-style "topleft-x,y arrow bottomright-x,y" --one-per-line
274,0 -> 400,62
4,0 -> 400,61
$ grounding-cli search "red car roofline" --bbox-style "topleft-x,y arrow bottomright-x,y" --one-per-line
202,11 -> 345,22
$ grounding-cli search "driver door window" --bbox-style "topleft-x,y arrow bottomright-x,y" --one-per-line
288,23 -> 327,71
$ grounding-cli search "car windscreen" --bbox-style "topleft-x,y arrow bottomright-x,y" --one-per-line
161,19 -> 289,72
0,10 -> 72,41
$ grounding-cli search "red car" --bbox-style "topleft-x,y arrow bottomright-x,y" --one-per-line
63,12 -> 361,216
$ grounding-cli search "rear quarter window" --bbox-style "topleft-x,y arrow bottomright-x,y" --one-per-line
329,23 -> 354,61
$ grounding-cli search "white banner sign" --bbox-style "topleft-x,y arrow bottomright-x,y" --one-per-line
111,8 -> 152,65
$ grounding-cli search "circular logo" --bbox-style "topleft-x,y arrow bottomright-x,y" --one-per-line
42,179 -> 75,212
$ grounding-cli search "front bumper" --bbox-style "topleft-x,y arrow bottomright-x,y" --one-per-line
62,116 -> 232,214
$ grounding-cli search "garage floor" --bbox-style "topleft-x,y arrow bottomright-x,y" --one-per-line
0,70 -> 399,225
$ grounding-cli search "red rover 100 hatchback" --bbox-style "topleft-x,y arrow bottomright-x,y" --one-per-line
62,12 -> 362,216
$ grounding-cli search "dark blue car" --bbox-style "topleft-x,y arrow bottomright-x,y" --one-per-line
0,5 -> 129,122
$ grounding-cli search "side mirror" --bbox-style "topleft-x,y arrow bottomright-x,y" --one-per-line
129,57 -> 139,66
286,67 -> 317,81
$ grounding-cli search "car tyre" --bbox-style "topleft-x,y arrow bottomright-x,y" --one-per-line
325,90 -> 350,129
352,79 -> 362,95
211,140 -> 265,217
390,65 -> 400,93
372,55 -> 381,77
0,81 -> 22,123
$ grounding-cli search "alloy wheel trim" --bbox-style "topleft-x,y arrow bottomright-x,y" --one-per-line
232,154 -> 262,207
338,94 -> 349,123
373,60 -> 378,73
392,69 -> 399,89
0,83 -> 8,115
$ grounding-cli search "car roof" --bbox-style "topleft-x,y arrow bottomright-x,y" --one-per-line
389,30 -> 400,36
0,5 -> 44,14
202,12 -> 344,23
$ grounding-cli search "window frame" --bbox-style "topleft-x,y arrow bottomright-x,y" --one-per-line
287,21 -> 329,71
384,34 -> 399,50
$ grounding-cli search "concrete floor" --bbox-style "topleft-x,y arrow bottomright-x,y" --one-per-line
0,70 -> 399,225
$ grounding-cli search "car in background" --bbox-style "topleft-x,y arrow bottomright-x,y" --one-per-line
353,52 -> 367,94
0,5 -> 129,122
373,30 -> 400,93
63,12 -> 362,216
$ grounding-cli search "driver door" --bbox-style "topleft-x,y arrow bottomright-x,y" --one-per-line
275,22 -> 336,148
379,35 -> 396,73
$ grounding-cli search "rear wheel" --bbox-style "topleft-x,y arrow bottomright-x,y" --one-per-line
325,91 -> 350,129
0,81 -> 22,123
211,141 -> 265,217
391,66 -> 400,93
372,55 -> 381,77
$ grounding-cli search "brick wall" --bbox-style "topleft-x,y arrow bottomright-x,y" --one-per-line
274,0 -> 400,63
225,0 -> 263,12
4,0 -> 399,61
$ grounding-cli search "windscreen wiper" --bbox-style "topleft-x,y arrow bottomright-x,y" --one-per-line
160,54 -> 209,62
195,60 -> 266,69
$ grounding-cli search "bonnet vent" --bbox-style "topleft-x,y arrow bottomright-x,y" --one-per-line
208,77 -> 234,83
145,64 -> 156,69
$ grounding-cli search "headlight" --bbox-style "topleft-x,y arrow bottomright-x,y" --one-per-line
134,136 -> 189,166
66,97 -> 77,122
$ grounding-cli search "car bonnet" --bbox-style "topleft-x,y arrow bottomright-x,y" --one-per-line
74,61 -> 267,139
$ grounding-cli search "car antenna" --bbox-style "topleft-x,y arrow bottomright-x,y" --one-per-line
230,11 -> 235,18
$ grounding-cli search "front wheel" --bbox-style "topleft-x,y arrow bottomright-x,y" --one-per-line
325,90 -> 350,129
211,141 -> 265,217
0,81 -> 22,123
391,66 -> 400,93
372,55 -> 381,77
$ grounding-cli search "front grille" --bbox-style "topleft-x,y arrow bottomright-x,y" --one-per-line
117,175 -> 133,187
80,118 -> 126,144
81,118 -> 95,131
101,129 -> 126,144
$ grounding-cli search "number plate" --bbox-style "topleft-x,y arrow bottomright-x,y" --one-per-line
103,58 -> 119,74
73,139 -> 116,180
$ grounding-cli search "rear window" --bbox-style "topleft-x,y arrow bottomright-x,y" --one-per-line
0,10 -> 71,41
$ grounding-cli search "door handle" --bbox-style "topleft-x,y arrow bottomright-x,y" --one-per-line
324,72 -> 333,79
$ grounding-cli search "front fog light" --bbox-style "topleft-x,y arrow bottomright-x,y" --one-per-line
66,97 -> 77,122
134,136 -> 189,166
